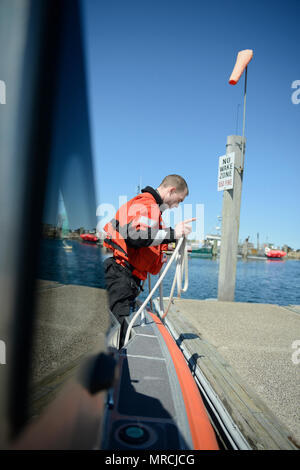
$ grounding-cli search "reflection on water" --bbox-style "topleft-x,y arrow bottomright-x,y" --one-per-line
38,239 -> 300,306
37,239 -> 106,288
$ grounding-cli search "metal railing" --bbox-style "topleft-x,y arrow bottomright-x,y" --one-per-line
123,236 -> 188,346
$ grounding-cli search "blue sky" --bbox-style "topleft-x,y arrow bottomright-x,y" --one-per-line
81,0 -> 300,249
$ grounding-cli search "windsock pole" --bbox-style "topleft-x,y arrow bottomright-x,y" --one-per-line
218,50 -> 253,302
241,66 -> 248,169
229,49 -> 253,170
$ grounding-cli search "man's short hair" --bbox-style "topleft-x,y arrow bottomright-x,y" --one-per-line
159,174 -> 189,195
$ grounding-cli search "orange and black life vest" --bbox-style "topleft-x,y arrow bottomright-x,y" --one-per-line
103,187 -> 174,280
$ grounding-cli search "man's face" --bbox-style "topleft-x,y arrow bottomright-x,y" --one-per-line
164,187 -> 187,209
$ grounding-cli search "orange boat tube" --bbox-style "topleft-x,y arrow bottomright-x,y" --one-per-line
229,49 -> 253,85
149,313 -> 219,450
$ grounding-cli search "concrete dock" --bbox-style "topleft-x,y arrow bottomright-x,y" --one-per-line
160,298 -> 300,449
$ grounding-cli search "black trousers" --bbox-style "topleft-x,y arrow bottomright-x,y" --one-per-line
103,257 -> 142,347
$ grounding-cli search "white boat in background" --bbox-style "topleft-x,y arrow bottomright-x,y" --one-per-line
62,239 -> 72,251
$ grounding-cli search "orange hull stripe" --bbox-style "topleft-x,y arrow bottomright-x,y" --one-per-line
149,313 -> 219,450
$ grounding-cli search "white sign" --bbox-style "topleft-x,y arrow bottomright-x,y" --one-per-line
217,152 -> 235,191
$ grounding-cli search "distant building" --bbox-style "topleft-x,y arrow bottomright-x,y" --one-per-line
42,223 -> 57,238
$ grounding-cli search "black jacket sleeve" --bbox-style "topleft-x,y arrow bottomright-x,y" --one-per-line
125,223 -> 176,248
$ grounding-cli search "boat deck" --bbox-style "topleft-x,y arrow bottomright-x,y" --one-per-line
101,311 -> 218,450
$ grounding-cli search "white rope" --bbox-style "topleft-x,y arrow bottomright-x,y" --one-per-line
123,237 -> 185,346
161,237 -> 188,319
182,239 -> 189,292
148,274 -> 153,311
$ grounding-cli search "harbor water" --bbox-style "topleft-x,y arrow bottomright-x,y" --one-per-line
38,239 -> 300,306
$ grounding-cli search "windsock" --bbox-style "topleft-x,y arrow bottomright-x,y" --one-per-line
229,49 -> 253,85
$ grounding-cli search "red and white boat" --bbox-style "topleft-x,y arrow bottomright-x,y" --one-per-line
264,247 -> 287,259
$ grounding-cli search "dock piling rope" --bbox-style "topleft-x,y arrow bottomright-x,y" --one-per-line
161,237 -> 188,319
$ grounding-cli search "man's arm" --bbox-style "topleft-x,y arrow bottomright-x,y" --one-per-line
126,218 -> 195,248
126,221 -> 175,248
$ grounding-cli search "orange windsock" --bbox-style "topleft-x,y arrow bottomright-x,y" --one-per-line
229,49 -> 253,85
